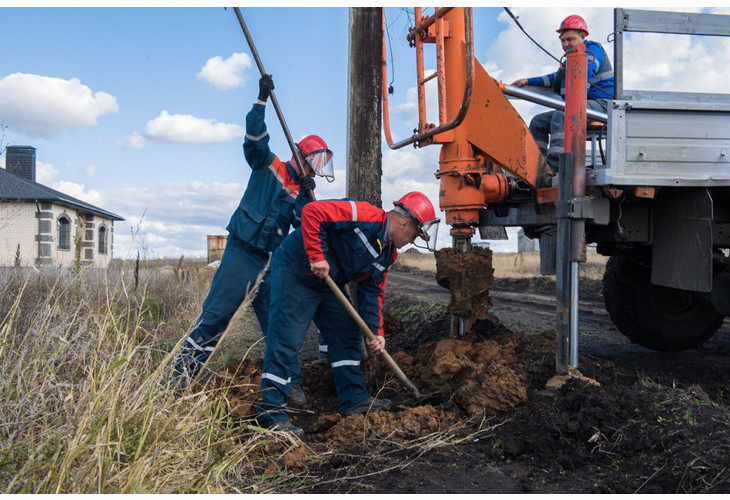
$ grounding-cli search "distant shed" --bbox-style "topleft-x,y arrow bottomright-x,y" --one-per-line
207,235 -> 227,263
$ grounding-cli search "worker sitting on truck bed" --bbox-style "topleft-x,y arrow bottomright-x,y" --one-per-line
256,192 -> 440,437
511,14 -> 614,170
171,75 -> 334,405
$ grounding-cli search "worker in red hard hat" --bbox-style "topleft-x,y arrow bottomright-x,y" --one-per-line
511,14 -> 614,171
256,192 -> 439,437
171,74 -> 332,405
297,134 -> 334,183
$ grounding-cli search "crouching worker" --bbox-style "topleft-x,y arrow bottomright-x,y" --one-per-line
256,192 -> 440,437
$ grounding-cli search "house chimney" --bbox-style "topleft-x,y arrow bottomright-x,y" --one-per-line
5,145 -> 36,182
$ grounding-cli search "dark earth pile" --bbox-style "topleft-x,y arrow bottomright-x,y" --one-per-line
211,273 -> 730,493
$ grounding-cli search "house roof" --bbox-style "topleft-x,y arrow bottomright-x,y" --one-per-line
0,168 -> 124,221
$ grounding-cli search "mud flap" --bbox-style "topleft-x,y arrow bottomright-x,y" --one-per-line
651,188 -> 713,292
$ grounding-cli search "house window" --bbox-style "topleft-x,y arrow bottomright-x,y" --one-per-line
57,215 -> 71,250
98,225 -> 108,255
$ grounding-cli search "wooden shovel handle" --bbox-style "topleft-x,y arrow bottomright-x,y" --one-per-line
323,275 -> 421,397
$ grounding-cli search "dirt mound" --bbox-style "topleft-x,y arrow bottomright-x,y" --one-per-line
392,333 -> 527,414
212,285 -> 730,493
213,318 -> 527,440
314,405 -> 458,446
484,375 -> 730,493
215,313 -> 528,445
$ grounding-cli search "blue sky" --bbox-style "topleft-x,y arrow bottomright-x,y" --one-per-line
2,5 -> 729,259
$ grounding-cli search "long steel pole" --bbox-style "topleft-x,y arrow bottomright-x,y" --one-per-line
232,7 -> 315,201
563,44 -> 588,371
501,83 -> 607,123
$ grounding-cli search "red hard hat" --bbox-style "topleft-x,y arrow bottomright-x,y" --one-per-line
394,191 -> 435,225
297,134 -> 328,155
296,135 -> 334,182
556,15 -> 589,36
393,192 -> 440,251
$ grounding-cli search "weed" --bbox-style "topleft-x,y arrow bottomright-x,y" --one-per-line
491,435 -> 504,454
501,317 -> 543,336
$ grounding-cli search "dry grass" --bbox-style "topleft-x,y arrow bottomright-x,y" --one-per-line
0,248 -> 607,493
0,261 -> 298,494
397,250 -> 608,281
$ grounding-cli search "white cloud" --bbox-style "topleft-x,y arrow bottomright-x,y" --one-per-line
104,181 -> 245,258
142,111 -> 245,145
0,73 -> 118,138
118,132 -> 146,150
35,161 -> 60,186
196,52 -> 253,90
36,161 -> 104,207
388,75 -> 440,127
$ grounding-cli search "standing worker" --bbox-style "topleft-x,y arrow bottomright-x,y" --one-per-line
511,14 -> 614,170
171,74 -> 335,400
256,193 -> 440,436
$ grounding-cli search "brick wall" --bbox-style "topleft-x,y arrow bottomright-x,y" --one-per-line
0,201 -> 115,268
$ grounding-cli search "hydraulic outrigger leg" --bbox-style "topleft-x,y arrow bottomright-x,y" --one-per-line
552,42 -> 598,386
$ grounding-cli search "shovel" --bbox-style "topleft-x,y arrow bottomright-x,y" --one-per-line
324,275 -> 421,398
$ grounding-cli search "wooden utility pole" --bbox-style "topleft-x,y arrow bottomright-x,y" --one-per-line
347,7 -> 383,207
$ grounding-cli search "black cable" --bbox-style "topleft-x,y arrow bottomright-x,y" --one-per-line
503,7 -> 561,64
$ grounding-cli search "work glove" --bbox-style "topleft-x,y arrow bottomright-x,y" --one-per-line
299,175 -> 316,194
258,74 -> 275,102
552,66 -> 565,95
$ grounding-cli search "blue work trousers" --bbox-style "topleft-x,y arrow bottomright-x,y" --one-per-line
175,234 -> 302,386
529,98 -> 608,169
257,250 -> 370,425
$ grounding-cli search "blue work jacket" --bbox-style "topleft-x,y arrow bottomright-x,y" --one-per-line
527,39 -> 614,101
226,103 -> 309,253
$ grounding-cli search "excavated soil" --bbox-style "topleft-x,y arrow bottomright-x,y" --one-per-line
435,246 -> 494,321
210,262 -> 730,494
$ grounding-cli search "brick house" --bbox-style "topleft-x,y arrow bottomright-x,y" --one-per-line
0,146 -> 124,268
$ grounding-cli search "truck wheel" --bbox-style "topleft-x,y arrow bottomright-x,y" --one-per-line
602,254 -> 724,351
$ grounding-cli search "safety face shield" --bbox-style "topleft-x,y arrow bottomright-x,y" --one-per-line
305,149 -> 335,183
413,218 -> 440,252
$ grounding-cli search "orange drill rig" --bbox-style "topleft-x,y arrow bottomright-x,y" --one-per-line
383,8 -> 553,246
382,7 -> 730,377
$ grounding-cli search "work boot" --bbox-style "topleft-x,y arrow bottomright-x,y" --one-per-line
342,397 -> 391,417
266,420 -> 304,438
170,356 -> 202,390
170,373 -> 191,390
312,352 -> 330,368
289,384 -> 307,407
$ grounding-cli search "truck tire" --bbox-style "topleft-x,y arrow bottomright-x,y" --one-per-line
602,254 -> 724,351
